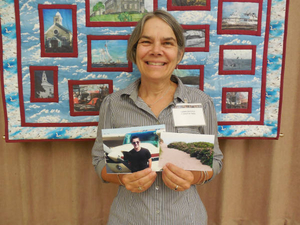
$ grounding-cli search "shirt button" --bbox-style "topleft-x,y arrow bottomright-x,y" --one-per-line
155,186 -> 159,191
156,210 -> 160,214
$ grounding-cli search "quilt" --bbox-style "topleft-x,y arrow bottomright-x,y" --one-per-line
0,0 -> 289,141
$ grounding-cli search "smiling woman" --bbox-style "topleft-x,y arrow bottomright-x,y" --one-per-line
136,17 -> 181,83
92,9 -> 223,225
126,10 -> 186,116
127,10 -> 185,64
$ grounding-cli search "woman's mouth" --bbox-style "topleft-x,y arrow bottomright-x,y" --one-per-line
147,61 -> 166,66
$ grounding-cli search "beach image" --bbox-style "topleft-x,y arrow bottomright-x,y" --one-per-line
159,132 -> 214,171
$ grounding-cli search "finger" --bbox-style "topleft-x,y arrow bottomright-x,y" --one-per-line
162,166 -> 182,190
131,186 -> 144,193
130,171 -> 157,193
163,164 -> 185,185
125,170 -> 156,192
163,164 -> 193,190
123,168 -> 153,183
162,170 -> 182,191
165,163 -> 192,180
165,163 -> 194,184
161,169 -> 173,187
134,170 -> 156,188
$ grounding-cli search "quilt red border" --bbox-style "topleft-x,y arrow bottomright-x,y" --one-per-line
0,18 -> 9,142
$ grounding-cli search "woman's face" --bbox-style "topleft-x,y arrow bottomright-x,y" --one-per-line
136,17 -> 182,82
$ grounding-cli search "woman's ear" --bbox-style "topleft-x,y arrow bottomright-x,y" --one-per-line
177,50 -> 184,64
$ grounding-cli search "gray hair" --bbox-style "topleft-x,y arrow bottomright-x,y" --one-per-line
127,10 -> 185,64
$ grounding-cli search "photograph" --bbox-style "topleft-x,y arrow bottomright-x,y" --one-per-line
173,65 -> 204,90
87,35 -> 132,72
222,87 -> 252,113
68,80 -> 113,116
219,45 -> 256,75
102,125 -> 166,173
218,0 -> 262,35
224,49 -> 252,71
167,0 -> 210,11
159,132 -> 214,171
38,4 -> 78,57
226,92 -> 249,109
86,0 -> 157,26
30,66 -> 58,103
182,25 -> 209,52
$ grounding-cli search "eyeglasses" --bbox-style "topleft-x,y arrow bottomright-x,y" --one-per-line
132,141 -> 140,145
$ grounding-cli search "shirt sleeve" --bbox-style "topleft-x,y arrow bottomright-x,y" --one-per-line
146,149 -> 151,159
202,98 -> 223,182
91,96 -> 112,182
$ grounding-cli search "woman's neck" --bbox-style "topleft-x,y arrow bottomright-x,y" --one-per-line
138,77 -> 177,111
139,78 -> 171,95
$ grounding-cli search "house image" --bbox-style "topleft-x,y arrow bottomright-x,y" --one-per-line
44,11 -> 73,52
91,7 -> 105,17
105,0 -> 145,14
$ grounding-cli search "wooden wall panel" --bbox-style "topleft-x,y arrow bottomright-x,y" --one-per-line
1,0 -> 300,224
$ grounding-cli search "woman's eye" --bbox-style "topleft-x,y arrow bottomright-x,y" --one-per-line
140,40 -> 150,44
164,42 -> 174,46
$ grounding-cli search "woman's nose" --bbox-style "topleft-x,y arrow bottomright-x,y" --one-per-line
151,42 -> 163,55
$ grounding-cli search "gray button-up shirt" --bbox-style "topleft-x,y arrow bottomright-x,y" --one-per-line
92,76 -> 223,225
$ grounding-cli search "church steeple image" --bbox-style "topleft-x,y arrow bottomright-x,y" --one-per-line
38,71 -> 54,98
53,11 -> 62,25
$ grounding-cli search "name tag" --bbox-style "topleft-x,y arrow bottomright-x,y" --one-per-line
172,103 -> 206,127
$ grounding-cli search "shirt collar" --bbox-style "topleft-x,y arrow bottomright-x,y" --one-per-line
120,75 -> 188,104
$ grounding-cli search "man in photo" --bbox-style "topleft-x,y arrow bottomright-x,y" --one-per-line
125,136 -> 152,172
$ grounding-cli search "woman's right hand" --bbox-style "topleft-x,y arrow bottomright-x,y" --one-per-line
119,168 -> 157,193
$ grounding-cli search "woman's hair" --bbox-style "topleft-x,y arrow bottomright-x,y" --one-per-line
127,9 -> 185,64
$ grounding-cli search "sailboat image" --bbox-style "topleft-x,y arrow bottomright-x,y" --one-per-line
92,41 -> 127,68
99,43 -> 113,64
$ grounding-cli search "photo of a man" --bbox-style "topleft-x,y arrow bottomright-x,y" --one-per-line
124,136 -> 152,172
102,125 -> 164,173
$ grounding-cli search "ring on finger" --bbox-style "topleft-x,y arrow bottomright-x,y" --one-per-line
174,185 -> 179,191
138,186 -> 143,191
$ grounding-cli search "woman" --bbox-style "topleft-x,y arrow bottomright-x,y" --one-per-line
92,10 -> 223,225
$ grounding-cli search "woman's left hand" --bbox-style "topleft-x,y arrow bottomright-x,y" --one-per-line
162,163 -> 194,191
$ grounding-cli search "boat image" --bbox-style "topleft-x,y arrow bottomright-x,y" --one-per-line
92,42 -> 127,68
222,11 -> 258,31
